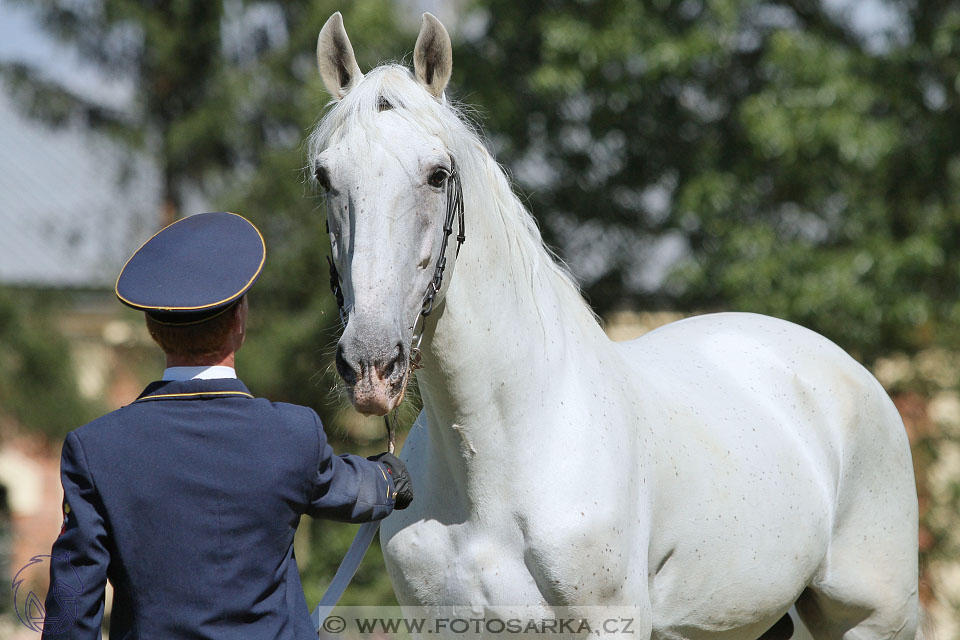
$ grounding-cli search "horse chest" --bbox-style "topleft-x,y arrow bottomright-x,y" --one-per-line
383,502 -> 638,608
383,516 -> 545,605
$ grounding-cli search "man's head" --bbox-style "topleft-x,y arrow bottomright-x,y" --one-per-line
115,212 -> 264,365
145,296 -> 248,364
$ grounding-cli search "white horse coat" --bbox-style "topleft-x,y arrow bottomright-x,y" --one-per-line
311,13 -> 920,639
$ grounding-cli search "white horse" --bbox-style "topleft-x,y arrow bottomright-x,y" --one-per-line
309,12 -> 921,639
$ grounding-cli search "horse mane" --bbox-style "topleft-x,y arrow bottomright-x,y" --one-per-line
307,64 -> 599,328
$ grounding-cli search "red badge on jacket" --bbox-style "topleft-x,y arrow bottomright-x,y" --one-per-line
59,498 -> 71,536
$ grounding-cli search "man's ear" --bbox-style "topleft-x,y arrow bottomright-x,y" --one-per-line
234,298 -> 248,346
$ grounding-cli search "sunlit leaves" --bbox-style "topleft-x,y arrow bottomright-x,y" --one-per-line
455,0 -> 960,361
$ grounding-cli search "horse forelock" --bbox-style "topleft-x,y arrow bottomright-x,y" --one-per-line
309,65 -> 469,159
308,64 -> 598,327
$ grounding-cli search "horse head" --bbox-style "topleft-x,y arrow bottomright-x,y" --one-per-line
311,12 -> 463,416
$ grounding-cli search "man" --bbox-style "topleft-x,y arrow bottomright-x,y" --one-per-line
42,211 -> 412,639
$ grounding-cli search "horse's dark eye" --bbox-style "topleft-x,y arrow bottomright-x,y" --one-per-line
314,165 -> 331,192
428,168 -> 449,188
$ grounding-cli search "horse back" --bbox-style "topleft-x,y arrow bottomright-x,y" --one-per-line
613,311 -> 907,471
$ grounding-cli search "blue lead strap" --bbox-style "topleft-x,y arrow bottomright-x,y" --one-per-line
313,340 -> 420,632
312,514 -> 383,631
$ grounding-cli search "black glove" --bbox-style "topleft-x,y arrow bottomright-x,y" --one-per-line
368,452 -> 413,510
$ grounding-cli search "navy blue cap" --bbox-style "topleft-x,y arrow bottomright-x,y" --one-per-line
115,212 -> 266,325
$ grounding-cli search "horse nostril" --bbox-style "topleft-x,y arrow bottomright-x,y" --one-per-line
378,343 -> 405,380
335,344 -> 358,386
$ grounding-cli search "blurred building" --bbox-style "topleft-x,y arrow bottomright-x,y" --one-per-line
0,86 -> 158,287
0,74 -> 160,626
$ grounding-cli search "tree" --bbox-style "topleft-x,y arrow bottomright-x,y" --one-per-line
0,287 -> 96,440
453,0 -> 960,362
1,0 -> 411,228
3,1 -> 229,225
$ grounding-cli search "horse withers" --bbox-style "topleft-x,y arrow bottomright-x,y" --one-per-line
309,12 -> 921,639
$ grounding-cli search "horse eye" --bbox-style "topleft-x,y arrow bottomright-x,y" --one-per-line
428,168 -> 449,188
314,165 -> 331,192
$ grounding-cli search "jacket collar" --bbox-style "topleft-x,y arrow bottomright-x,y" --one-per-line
134,378 -> 254,403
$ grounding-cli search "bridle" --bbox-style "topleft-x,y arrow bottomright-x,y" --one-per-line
325,157 -> 466,451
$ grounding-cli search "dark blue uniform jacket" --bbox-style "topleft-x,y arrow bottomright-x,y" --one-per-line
42,378 -> 396,639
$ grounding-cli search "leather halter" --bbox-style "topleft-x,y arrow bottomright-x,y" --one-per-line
325,158 -> 466,450
326,156 -> 465,329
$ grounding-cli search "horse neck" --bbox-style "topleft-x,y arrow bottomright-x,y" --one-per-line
414,150 -> 608,494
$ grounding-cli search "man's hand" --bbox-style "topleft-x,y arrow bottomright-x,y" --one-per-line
368,452 -> 413,509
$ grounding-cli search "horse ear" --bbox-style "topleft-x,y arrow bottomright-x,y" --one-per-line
413,13 -> 452,99
317,12 -> 363,100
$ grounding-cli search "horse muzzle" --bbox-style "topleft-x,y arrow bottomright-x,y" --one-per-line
336,340 -> 407,416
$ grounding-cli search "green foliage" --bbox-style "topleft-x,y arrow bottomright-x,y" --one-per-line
0,288 -> 97,440
453,0 -> 960,361
3,1 -> 229,216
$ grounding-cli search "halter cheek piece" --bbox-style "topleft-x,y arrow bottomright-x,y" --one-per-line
419,157 -> 466,319
326,158 -> 466,451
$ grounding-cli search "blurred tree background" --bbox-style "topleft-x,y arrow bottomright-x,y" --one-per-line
1,0 -> 959,626
0,289 -> 97,439
460,0 -> 960,363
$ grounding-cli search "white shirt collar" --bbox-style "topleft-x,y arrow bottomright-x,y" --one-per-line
162,366 -> 238,381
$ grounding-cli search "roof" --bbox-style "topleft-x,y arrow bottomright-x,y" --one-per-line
0,87 -> 160,288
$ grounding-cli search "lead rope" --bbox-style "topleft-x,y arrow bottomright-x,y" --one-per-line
327,159 -> 465,452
